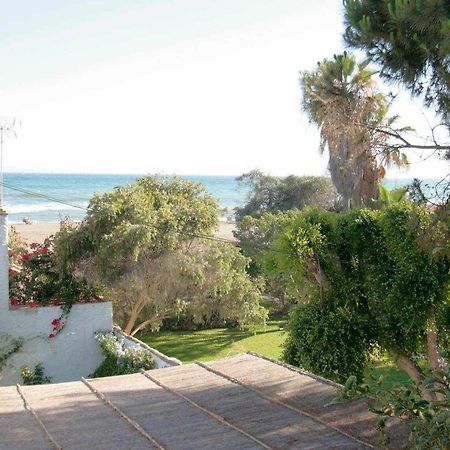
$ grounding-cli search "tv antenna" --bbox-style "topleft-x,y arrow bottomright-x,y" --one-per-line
0,116 -> 20,209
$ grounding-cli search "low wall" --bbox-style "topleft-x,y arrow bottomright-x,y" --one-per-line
0,302 -> 113,385
113,326 -> 182,368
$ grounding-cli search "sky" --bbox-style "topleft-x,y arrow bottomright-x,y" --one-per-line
0,0 -> 448,178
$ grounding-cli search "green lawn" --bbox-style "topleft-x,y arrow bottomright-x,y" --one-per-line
139,307 -> 411,388
138,312 -> 287,364
365,355 -> 412,388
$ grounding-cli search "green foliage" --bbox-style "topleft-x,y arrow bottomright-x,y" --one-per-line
9,238 -> 101,309
0,333 -> 23,372
344,0 -> 450,128
337,368 -> 450,449
284,300 -> 374,382
55,176 -> 218,280
55,176 -> 266,335
234,211 -> 299,304
110,240 -> 267,334
378,184 -> 408,206
235,170 -> 338,220
277,205 -> 449,382
21,363 -> 51,385
91,332 -> 155,377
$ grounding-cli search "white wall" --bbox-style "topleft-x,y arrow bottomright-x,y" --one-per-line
0,211 -> 113,385
113,326 -> 182,368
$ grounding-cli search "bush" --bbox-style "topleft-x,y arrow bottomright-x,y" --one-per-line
284,296 -> 374,383
234,211 -> 301,306
277,205 -> 449,385
9,237 -> 101,309
21,364 -> 51,385
91,332 -> 155,378
235,170 -> 339,220
337,368 -> 450,449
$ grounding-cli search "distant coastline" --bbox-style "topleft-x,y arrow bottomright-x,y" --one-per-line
2,172 -> 439,224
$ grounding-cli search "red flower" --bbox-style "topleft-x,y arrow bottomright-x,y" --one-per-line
27,300 -> 39,308
21,253 -> 31,262
10,298 -> 21,306
30,242 -> 39,249
51,318 -> 61,327
8,267 -> 20,276
48,333 -> 55,339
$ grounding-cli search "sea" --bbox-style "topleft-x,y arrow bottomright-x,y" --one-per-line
1,173 -> 440,223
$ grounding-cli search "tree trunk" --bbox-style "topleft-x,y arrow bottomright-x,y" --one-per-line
391,352 -> 437,402
130,314 -> 161,336
426,308 -> 440,371
124,297 -> 147,335
312,254 -> 328,309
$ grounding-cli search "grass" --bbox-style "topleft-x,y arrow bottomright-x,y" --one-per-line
365,354 -> 412,388
138,310 -> 288,364
139,303 -> 412,388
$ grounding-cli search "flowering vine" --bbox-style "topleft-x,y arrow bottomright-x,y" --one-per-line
8,233 -> 103,340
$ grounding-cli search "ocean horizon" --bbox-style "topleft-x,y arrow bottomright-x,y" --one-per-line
1,172 -> 439,223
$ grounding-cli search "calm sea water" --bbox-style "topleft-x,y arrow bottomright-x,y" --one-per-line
1,173 -> 439,223
2,173 -> 249,223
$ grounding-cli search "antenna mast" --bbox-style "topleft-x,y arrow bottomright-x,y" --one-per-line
0,116 -> 20,210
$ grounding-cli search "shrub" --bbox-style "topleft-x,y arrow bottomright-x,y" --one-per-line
21,363 -> 51,385
337,368 -> 450,449
277,205 -> 449,387
284,295 -> 374,383
235,170 -> 339,220
9,237 -> 101,309
91,332 -> 155,378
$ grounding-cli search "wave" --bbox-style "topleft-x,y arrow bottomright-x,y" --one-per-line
3,202 -> 87,214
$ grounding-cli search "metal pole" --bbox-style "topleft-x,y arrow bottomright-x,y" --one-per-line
0,127 -> 3,209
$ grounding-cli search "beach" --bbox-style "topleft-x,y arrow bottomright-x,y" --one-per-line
11,222 -> 237,244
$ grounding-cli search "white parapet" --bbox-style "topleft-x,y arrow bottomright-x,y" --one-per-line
0,212 -> 113,385
113,326 -> 182,368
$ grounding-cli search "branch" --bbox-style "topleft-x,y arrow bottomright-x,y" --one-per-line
375,127 -> 450,151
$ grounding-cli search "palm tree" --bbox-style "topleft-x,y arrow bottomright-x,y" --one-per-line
301,52 -> 407,209
378,184 -> 408,206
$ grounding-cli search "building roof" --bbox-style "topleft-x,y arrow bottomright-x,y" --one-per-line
0,352 -> 407,449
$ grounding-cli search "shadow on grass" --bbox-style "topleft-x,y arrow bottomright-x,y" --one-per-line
138,328 -> 253,363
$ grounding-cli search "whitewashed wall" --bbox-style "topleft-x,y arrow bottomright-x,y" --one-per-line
113,326 -> 182,368
0,211 -> 113,385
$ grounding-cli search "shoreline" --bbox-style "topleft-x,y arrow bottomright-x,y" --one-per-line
11,222 -> 237,244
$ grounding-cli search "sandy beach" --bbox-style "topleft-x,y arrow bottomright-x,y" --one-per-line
11,222 -> 237,244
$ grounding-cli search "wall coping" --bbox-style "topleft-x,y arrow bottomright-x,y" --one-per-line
112,325 -> 182,367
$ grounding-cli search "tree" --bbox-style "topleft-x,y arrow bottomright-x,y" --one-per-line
55,176 -> 266,335
234,211 -> 301,307
277,206 -> 449,395
235,170 -> 338,220
301,52 -> 407,209
344,0 -> 450,130
104,241 -> 266,335
55,176 -> 218,280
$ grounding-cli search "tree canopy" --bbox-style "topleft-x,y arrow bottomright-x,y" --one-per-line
276,205 -> 449,388
235,170 -> 338,220
55,176 -> 266,334
344,0 -> 450,127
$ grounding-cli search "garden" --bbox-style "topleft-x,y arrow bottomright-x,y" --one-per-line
2,1 -> 449,447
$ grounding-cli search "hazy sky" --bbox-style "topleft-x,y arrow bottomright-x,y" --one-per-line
1,0 -> 447,178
